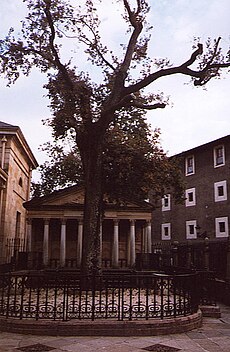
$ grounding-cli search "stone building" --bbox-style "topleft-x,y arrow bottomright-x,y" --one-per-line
23,185 -> 153,269
0,121 -> 38,263
151,135 -> 230,276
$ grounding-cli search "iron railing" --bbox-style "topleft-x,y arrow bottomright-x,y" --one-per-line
0,271 -> 199,321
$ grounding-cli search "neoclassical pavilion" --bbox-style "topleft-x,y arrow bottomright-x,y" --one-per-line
23,185 -> 153,269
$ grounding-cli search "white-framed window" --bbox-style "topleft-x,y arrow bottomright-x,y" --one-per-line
214,145 -> 225,168
215,217 -> 229,238
185,155 -> 195,176
161,223 -> 171,240
186,220 -> 197,239
162,194 -> 171,211
214,180 -> 227,202
185,188 -> 196,207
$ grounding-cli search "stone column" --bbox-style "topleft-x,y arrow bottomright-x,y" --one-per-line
0,137 -> 7,258
0,188 -> 4,239
142,226 -> 147,253
146,220 -> 152,253
127,231 -> 131,266
130,219 -> 136,267
1,136 -> 7,169
43,219 -> 50,267
26,219 -> 33,269
112,219 -> 119,268
60,219 -> 67,267
77,220 -> 83,268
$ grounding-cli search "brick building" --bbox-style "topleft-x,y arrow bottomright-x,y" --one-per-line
151,135 -> 230,276
0,122 -> 38,263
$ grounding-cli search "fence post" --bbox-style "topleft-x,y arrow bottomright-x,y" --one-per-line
204,238 -> 210,271
186,245 -> 192,269
172,241 -> 178,267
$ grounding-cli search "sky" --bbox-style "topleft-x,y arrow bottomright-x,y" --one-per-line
0,0 -> 229,181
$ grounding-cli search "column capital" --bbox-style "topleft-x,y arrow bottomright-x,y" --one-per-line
77,218 -> 83,225
1,136 -> 7,143
44,218 -> 50,225
61,218 -> 67,225
26,218 -> 32,225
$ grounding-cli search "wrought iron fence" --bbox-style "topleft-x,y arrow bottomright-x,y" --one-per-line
197,271 -> 217,306
152,239 -> 229,280
5,238 -> 27,263
0,271 -> 199,321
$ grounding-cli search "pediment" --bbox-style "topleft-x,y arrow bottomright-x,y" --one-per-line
24,185 -> 85,209
45,191 -> 84,206
24,185 -> 152,211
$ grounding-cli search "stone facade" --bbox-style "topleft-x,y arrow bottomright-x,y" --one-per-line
0,122 -> 38,263
23,186 -> 153,269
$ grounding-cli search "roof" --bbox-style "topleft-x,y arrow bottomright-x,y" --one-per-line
172,135 -> 230,158
0,121 -> 19,129
0,121 -> 38,169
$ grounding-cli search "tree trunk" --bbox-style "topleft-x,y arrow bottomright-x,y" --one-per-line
79,133 -> 104,277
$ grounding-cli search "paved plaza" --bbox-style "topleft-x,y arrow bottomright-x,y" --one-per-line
0,304 -> 229,352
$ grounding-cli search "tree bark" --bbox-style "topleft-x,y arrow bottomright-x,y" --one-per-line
78,131 -> 104,276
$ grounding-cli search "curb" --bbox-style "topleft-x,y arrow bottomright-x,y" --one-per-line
0,311 -> 202,336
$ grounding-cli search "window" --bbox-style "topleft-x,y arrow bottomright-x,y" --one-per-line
188,193 -> 193,202
185,188 -> 196,207
162,194 -> 171,211
19,177 -> 23,187
214,145 -> 225,167
185,155 -> 195,176
215,217 -> 229,238
218,186 -> 224,197
214,181 -> 227,202
219,222 -> 226,232
161,223 -> 171,240
186,220 -> 197,239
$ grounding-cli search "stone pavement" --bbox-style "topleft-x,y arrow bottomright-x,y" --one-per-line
0,304 -> 230,352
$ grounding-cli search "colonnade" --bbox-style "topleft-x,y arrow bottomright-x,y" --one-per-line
26,218 -> 152,268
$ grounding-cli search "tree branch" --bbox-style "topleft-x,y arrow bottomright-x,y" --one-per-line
207,37 -> 221,67
131,102 -> 166,110
113,0 -> 144,88
79,18 -> 116,71
181,43 -> 203,67
124,42 -> 230,94
43,0 -> 74,90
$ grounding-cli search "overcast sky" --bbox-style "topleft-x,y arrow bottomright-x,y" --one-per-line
0,0 -> 229,180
